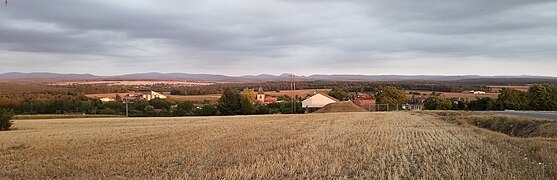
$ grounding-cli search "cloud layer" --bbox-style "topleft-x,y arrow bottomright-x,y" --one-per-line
1,0 -> 556,75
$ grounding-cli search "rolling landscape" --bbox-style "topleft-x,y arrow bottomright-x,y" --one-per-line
2,72 -> 557,83
2,0 -> 557,179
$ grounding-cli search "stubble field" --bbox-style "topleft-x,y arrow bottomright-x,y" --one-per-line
1,112 -> 555,179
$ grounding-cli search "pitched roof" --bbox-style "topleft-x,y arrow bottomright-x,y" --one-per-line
257,87 -> 265,94
318,93 -> 340,102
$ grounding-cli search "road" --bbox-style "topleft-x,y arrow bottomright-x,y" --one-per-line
494,111 -> 557,121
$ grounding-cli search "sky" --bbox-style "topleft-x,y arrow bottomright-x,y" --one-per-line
0,0 -> 556,76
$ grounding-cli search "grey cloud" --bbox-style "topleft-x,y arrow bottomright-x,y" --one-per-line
0,0 -> 556,75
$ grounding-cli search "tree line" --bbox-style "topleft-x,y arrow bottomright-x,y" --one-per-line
424,84 -> 557,111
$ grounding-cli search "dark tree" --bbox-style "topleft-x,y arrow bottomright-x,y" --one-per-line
328,88 -> 351,101
496,88 -> 529,110
195,105 -> 218,116
468,97 -> 496,111
174,101 -> 194,116
170,89 -> 183,95
217,89 -> 244,115
528,84 -> 557,111
424,96 -> 452,110
0,108 -> 14,131
148,98 -> 172,110
240,96 -> 256,115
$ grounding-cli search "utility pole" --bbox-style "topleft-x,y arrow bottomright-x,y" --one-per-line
125,99 -> 129,117
290,74 -> 295,114
293,74 -> 296,113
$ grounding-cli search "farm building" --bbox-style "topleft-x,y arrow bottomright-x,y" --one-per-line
99,97 -> 115,102
123,91 -> 167,101
302,93 -> 339,108
464,90 -> 486,94
141,91 -> 167,101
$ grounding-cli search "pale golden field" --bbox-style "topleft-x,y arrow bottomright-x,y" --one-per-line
1,112 -> 555,179
488,85 -> 530,92
51,80 -> 214,86
406,90 -> 500,99
265,89 -> 331,98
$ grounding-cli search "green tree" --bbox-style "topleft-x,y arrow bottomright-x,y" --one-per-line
0,108 -> 14,131
170,89 -> 183,95
528,84 -> 557,111
148,98 -> 172,110
279,101 -> 303,114
144,105 -> 156,116
328,88 -> 351,101
255,104 -> 270,114
424,96 -> 452,110
240,95 -> 257,115
195,105 -> 218,116
451,99 -> 466,110
240,88 -> 257,104
468,97 -> 496,111
98,107 -> 118,115
217,89 -> 244,115
376,86 -> 408,111
496,88 -> 529,110
173,101 -> 194,116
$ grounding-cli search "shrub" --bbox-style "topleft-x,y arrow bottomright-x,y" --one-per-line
424,96 -> 452,110
0,108 -> 14,131
98,107 -> 118,115
173,101 -> 194,116
468,97 -> 497,111
195,105 -> 218,116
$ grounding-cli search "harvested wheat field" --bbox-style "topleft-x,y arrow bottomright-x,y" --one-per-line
1,112 -> 556,179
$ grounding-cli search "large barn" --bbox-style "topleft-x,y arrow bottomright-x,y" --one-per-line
301,93 -> 339,108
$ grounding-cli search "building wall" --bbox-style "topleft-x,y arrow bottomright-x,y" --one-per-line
257,94 -> 265,102
302,94 -> 337,108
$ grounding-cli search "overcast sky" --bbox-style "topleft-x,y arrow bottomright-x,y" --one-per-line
1,0 -> 556,76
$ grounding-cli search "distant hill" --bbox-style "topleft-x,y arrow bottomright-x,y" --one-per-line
109,72 -> 241,82
1,72 -> 556,83
0,72 -> 99,81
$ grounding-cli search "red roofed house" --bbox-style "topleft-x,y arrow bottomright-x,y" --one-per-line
353,92 -> 376,110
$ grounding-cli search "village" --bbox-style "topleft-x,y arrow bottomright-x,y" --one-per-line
89,85 -> 474,116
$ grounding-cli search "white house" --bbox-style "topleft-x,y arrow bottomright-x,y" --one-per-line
302,93 -> 339,108
99,97 -> 115,102
464,90 -> 486,94
141,91 -> 167,101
